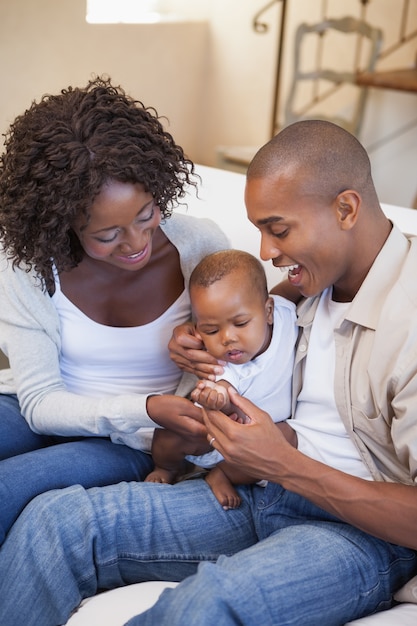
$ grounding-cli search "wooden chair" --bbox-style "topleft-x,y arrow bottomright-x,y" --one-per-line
284,16 -> 383,136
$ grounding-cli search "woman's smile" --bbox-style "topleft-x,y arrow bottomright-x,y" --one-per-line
74,180 -> 161,272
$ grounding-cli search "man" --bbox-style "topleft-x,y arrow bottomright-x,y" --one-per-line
1,121 -> 416,625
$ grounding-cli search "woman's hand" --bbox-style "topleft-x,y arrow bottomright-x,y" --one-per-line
168,322 -> 225,381
146,394 -> 207,440
202,387 -> 297,482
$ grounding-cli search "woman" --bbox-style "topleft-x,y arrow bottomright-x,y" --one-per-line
0,76 -> 229,544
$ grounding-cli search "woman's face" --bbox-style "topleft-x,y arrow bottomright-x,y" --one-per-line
74,180 -> 161,271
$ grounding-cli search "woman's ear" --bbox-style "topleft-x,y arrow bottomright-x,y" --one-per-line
336,190 -> 361,230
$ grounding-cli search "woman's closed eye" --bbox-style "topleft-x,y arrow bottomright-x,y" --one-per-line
137,205 -> 155,223
94,206 -> 156,243
95,230 -> 120,243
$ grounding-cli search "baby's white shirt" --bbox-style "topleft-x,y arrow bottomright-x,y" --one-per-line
189,295 -> 297,468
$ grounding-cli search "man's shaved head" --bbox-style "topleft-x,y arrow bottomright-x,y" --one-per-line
247,120 -> 376,202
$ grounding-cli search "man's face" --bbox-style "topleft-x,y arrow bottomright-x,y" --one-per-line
245,173 -> 353,300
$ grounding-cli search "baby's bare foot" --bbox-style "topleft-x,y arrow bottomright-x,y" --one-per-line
218,492 -> 242,511
145,468 -> 176,484
205,470 -> 241,510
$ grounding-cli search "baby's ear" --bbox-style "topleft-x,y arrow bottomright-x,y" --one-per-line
265,296 -> 274,324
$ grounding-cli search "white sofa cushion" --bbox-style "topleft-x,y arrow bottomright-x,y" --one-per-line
67,582 -> 178,625
66,581 -> 417,626
345,602 -> 417,625
393,575 -> 417,603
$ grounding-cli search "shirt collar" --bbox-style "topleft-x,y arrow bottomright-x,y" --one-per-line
346,224 -> 410,330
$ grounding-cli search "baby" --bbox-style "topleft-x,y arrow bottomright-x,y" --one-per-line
146,249 -> 297,509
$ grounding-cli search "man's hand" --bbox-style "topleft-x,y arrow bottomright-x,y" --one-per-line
204,391 -> 417,551
168,322 -> 225,381
202,388 -> 297,482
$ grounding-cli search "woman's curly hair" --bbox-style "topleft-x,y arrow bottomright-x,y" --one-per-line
0,75 -> 197,292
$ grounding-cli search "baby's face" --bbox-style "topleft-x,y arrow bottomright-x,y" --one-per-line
191,275 -> 274,365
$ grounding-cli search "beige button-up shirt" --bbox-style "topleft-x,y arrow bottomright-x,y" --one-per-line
292,225 -> 417,485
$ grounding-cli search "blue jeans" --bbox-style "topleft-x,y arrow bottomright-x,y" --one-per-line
0,394 -> 153,545
0,480 -> 415,626
0,394 -> 57,459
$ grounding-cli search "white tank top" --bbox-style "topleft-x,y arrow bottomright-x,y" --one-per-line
52,272 -> 191,398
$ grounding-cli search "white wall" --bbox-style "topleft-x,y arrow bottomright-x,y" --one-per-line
0,0 -> 416,207
200,0 -> 417,208
0,0 -> 208,159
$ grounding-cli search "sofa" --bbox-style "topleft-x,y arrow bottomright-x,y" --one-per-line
67,164 -> 417,625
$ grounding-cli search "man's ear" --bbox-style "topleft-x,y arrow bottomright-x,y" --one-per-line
336,190 -> 361,230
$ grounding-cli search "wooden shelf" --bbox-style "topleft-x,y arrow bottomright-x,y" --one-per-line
356,67 -> 417,93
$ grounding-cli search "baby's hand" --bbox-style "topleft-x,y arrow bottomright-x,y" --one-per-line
191,379 -> 229,410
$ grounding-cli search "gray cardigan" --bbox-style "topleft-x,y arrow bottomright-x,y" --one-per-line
0,213 -> 229,438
